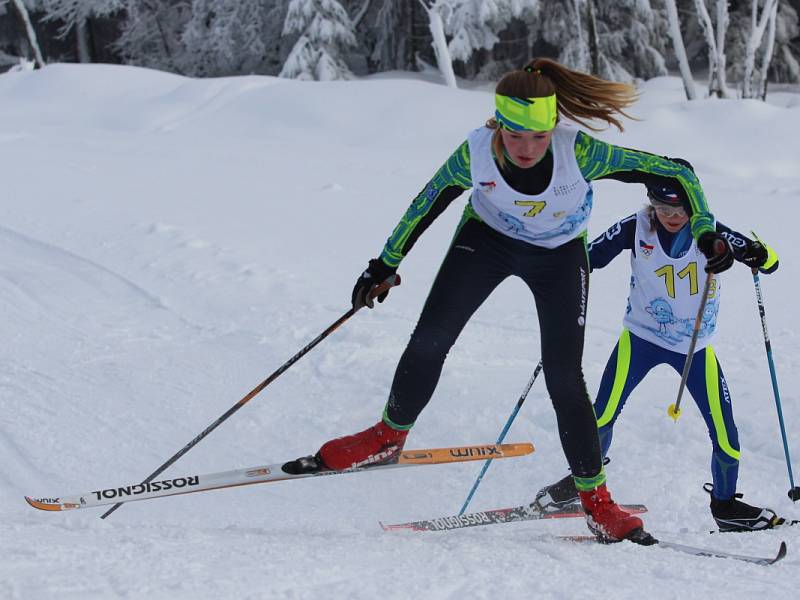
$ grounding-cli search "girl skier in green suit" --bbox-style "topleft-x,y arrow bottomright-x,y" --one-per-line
294,57 -> 733,543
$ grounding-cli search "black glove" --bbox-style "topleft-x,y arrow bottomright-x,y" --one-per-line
741,240 -> 769,269
351,258 -> 397,309
697,232 -> 734,274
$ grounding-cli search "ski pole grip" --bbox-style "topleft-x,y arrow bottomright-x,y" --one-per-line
368,273 -> 401,302
713,238 -> 727,256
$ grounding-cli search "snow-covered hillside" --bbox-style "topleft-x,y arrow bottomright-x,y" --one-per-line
0,64 -> 798,599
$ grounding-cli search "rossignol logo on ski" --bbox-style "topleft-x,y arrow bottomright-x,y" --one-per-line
449,446 -> 501,458
25,443 -> 533,512
92,476 -> 200,500
430,512 -> 492,530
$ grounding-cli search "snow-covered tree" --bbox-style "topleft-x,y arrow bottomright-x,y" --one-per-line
528,0 -> 666,83
367,0 -> 406,71
416,0 -> 457,87
724,0 -> 799,91
769,0 -> 800,84
40,0 -> 123,62
5,0 -> 45,68
179,0 -> 285,76
756,0 -> 778,97
531,2 -> 588,72
445,0 -> 524,65
691,0 -> 731,98
279,0 -> 357,80
114,0 -> 188,73
664,0 -> 698,100
594,0 -> 668,82
740,0 -> 780,98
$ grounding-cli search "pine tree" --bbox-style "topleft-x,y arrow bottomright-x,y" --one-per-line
446,0 -> 523,63
769,0 -> 799,83
114,0 -> 189,73
593,0 -> 668,82
179,0 -> 286,76
39,0 -> 123,62
279,0 -> 357,80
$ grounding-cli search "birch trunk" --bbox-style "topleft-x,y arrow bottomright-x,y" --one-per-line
742,0 -> 778,98
76,18 -> 91,63
757,1 -> 779,100
586,0 -> 600,75
419,0 -> 457,88
713,0 -> 730,98
692,0 -> 724,97
570,0 -> 590,72
665,0 -> 697,100
10,0 -> 45,69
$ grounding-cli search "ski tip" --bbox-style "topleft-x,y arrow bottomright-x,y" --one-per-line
25,496 -> 65,511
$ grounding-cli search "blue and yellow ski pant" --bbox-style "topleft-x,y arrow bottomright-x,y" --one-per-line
594,329 -> 740,500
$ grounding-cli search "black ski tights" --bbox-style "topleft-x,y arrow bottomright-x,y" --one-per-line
385,218 -> 602,479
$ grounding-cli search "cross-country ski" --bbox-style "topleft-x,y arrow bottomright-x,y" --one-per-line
381,502 -> 648,532
25,443 -> 533,511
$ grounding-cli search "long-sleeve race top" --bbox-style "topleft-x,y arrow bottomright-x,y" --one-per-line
379,130 -> 714,268
587,212 -> 763,271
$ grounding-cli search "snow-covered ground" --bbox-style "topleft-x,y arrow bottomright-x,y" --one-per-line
1,64 -> 798,599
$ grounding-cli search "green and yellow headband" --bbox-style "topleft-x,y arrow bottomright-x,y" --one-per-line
495,93 -> 557,132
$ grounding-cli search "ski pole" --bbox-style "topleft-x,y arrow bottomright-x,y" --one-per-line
751,268 -> 799,501
100,275 -> 400,519
667,270 -> 715,421
458,360 -> 542,515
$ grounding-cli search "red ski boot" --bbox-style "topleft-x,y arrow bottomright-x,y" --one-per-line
579,484 -> 644,543
318,420 -> 409,470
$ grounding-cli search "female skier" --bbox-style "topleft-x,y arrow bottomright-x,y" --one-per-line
293,58 -> 733,543
532,172 -> 783,533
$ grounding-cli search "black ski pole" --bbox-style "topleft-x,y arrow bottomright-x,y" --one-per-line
100,275 -> 400,519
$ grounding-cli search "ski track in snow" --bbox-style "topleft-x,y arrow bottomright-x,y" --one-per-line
0,65 -> 798,598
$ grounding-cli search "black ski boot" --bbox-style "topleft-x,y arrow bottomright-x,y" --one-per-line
705,483 -> 783,532
531,458 -> 611,513
531,472 -> 580,513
